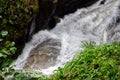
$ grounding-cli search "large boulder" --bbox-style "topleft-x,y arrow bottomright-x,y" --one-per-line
23,39 -> 61,69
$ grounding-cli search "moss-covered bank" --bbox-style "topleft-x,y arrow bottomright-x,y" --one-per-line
38,42 -> 120,80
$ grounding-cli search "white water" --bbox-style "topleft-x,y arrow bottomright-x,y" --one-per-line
12,0 -> 120,76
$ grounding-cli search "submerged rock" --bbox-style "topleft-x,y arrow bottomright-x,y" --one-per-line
23,39 -> 61,69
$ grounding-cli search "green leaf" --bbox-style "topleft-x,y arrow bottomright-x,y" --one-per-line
0,15 -> 2,18
0,53 -> 6,58
2,19 -> 7,25
1,59 -> 13,68
0,49 -> 10,55
10,47 -> 16,54
9,20 -> 14,24
4,41 -> 15,47
0,31 -> 8,37
0,39 -> 3,41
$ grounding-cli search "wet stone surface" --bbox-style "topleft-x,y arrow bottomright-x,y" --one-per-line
23,39 -> 61,69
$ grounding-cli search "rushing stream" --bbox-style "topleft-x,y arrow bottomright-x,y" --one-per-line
12,0 -> 120,76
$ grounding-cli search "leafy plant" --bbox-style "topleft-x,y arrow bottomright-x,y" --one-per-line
0,0 -> 38,54
0,30 -> 17,80
0,0 -> 38,79
81,40 -> 96,48
48,42 -> 120,80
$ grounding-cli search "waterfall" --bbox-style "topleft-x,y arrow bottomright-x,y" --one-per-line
12,0 -> 120,76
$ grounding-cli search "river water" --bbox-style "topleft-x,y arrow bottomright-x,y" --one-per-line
12,0 -> 120,76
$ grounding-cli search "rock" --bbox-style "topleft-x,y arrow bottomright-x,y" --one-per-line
55,0 -> 99,17
23,39 -> 61,69
35,0 -> 57,32
25,0 -> 57,42
26,0 -> 99,42
13,0 -> 99,58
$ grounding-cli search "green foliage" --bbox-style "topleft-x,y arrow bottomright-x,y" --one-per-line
0,30 -> 16,68
0,68 -> 44,80
0,0 -> 38,42
0,30 -> 17,80
0,1 -> 120,79
0,30 -> 8,37
0,0 -> 38,79
81,40 -> 96,48
1,38 -> 120,80
0,67 -> 34,80
48,42 -> 120,80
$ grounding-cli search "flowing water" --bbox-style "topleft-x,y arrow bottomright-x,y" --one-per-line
12,0 -> 120,76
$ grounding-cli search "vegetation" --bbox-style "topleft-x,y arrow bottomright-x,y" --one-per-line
1,33 -> 120,80
0,0 -> 38,39
0,0 -> 38,80
0,0 -> 38,54
0,0 -> 120,80
0,30 -> 16,80
0,30 -> 16,68
48,42 -> 120,80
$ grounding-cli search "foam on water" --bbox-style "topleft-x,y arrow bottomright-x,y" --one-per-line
12,0 -> 120,76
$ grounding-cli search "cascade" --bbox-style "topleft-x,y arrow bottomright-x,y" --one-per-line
12,0 -> 120,76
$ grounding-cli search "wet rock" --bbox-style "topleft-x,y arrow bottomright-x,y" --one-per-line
25,0 -> 57,42
26,0 -> 99,42
55,0 -> 99,17
23,39 -> 61,69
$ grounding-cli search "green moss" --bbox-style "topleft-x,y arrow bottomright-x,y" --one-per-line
47,42 -> 120,80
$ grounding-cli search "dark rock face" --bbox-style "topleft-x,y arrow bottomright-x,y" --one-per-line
25,0 -> 99,42
25,0 -> 57,42
35,0 -> 57,32
55,0 -> 99,17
